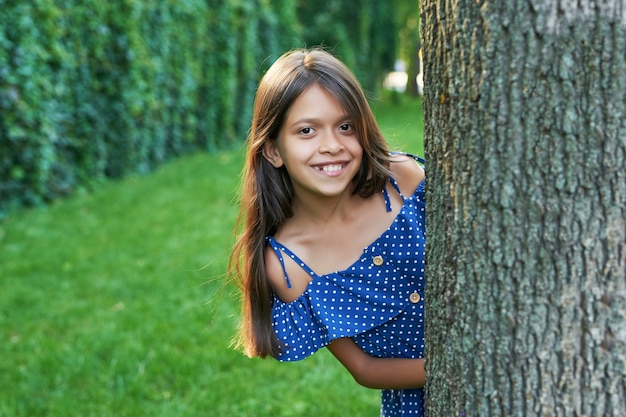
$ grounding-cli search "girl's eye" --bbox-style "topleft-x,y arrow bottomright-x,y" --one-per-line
339,123 -> 353,132
299,127 -> 313,135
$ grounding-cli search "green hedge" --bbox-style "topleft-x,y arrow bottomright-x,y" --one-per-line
0,0 -> 399,216
0,0 -> 299,215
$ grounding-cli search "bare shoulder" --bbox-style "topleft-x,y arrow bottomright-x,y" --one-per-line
389,153 -> 425,196
264,244 -> 289,299
264,243 -> 311,303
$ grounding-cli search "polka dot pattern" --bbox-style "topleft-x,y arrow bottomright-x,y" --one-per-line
269,173 -> 426,417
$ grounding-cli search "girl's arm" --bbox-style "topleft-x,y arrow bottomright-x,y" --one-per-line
327,337 -> 425,389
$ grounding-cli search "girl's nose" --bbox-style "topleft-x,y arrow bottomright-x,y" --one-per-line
319,131 -> 344,154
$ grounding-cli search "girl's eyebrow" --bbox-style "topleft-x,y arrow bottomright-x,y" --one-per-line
290,118 -> 319,126
289,115 -> 352,127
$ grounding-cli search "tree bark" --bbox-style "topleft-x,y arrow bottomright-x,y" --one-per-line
420,1 -> 626,416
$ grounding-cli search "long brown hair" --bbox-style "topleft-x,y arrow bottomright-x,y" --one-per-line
228,48 -> 392,358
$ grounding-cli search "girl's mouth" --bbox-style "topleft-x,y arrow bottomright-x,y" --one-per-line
316,164 -> 346,173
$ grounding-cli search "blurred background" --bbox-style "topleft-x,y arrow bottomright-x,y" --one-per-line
0,1 -> 424,416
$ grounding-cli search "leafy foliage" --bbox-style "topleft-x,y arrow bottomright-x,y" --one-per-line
0,0 -> 416,216
0,0 -> 298,215
295,0 -> 398,94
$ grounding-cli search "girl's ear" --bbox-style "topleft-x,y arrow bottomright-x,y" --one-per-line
262,141 -> 284,168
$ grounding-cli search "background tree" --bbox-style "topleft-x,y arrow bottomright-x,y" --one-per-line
396,0 -> 421,96
295,0 -> 397,94
421,0 -> 626,415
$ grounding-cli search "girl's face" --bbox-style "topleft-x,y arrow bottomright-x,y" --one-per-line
263,84 -> 363,201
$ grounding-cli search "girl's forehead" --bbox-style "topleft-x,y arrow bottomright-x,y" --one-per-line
286,84 -> 349,117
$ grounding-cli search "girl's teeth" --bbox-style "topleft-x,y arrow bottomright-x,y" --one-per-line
321,165 -> 343,172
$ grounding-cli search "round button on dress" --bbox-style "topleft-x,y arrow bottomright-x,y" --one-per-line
410,292 -> 421,303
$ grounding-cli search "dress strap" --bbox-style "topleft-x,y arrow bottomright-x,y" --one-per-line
381,187 -> 393,212
265,236 -> 317,288
387,176 -> 403,201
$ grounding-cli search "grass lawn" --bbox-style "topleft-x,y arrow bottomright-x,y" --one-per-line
0,95 -> 423,417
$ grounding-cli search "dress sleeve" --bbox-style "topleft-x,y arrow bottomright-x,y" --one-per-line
272,296 -> 330,361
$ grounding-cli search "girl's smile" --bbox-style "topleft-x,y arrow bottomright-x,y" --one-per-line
313,161 -> 349,175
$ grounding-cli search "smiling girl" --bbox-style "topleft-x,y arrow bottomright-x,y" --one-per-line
229,48 -> 426,416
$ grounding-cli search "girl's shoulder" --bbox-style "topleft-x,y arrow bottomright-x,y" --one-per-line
389,153 -> 425,196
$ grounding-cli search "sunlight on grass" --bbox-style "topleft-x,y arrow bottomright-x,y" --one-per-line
373,92 -> 424,157
0,96 -> 423,416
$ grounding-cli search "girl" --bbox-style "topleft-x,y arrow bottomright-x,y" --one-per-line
229,48 -> 426,416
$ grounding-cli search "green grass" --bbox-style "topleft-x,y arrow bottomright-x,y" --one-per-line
0,96 -> 423,417
372,92 -> 425,157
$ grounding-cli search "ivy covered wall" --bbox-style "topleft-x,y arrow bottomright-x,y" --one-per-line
0,0 -> 401,215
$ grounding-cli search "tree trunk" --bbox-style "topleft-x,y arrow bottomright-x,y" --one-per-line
406,42 -> 422,97
420,1 -> 626,416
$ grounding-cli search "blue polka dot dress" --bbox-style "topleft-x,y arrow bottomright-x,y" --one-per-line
267,157 -> 426,417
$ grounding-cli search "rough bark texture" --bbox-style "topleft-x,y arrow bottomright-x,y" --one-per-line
420,1 -> 626,416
